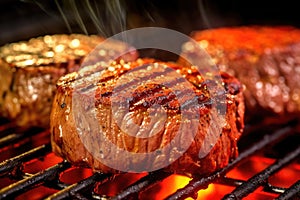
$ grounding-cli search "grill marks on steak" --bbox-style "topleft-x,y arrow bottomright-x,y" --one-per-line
180,26 -> 300,123
0,34 -> 138,128
61,59 -> 223,113
51,58 -> 244,175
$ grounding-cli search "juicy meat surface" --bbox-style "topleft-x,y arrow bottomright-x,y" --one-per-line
51,58 -> 244,176
180,26 -> 300,123
0,34 -> 138,128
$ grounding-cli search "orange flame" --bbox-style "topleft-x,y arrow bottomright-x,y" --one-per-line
18,153 -> 300,199
146,155 -> 300,199
150,175 -> 215,200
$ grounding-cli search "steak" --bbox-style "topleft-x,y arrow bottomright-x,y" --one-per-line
180,26 -> 300,123
50,58 -> 244,176
0,34 -> 138,128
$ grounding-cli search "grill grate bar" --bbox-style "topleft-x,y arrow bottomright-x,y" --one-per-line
45,172 -> 113,200
0,128 -> 46,148
165,126 -> 294,200
0,160 -> 71,200
222,145 -> 300,200
0,123 -> 16,137
72,193 -> 90,200
0,144 -> 51,176
219,177 -> 289,195
263,183 -> 286,194
0,121 -> 299,199
43,179 -> 71,191
112,170 -> 171,200
0,133 -> 24,148
218,177 -> 244,187
275,180 -> 300,200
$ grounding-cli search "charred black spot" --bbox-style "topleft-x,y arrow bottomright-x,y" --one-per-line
2,91 -> 7,99
156,150 -> 162,154
224,82 -> 241,95
198,93 -> 207,102
9,74 -> 15,91
61,102 -> 66,108
102,91 -> 112,97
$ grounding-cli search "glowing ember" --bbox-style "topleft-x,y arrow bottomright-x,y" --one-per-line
142,174 -> 215,200
227,155 -> 300,187
153,175 -> 191,199
0,119 -> 299,199
143,154 -> 300,199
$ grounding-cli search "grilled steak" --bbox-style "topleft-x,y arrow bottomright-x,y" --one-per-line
0,34 -> 138,128
180,26 -> 300,123
51,58 -> 244,175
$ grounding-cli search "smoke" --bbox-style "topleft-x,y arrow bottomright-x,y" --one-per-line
32,0 -> 128,37
197,0 -> 211,29
197,0 -> 242,29
21,0 -> 51,15
20,0 -> 242,38
104,0 -> 126,36
54,0 -> 72,33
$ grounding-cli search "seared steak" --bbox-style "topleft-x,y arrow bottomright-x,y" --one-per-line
180,26 -> 300,123
51,58 -> 244,175
0,34 -> 138,128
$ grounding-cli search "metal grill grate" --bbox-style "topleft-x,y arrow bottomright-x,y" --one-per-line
0,118 -> 299,200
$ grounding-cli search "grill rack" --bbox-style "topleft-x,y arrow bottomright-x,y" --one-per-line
0,119 -> 299,200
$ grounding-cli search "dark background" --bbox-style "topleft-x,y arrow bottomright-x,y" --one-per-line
1,0 -> 300,46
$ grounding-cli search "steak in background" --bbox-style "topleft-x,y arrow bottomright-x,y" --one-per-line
180,26 -> 300,124
50,58 -> 244,176
0,34 -> 138,128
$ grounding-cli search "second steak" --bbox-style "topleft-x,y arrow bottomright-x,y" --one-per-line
0,34 -> 138,128
180,26 -> 300,123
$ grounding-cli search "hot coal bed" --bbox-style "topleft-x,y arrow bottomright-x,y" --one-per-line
0,117 -> 299,199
